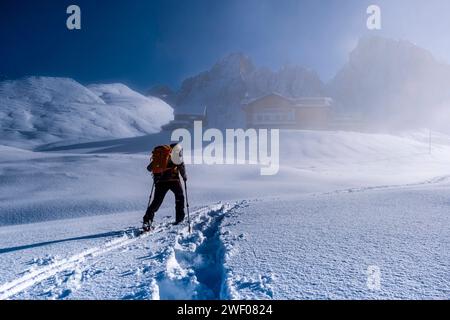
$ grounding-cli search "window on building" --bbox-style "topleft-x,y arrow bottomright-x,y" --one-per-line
253,109 -> 296,124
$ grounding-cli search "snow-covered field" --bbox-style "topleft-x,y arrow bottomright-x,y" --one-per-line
0,130 -> 449,300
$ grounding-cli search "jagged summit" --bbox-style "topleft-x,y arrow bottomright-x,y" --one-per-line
210,52 -> 255,77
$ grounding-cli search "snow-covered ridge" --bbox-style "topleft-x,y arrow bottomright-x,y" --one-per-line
0,77 -> 174,149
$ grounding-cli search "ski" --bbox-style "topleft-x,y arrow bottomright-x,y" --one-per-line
140,223 -> 155,234
134,221 -> 174,236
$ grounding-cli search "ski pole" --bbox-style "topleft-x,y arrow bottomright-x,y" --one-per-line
184,180 -> 191,233
147,181 -> 155,208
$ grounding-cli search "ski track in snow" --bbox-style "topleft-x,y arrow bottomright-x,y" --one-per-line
0,227 -> 149,300
0,202 -> 244,300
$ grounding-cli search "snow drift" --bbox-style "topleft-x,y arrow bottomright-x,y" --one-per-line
0,77 -> 173,149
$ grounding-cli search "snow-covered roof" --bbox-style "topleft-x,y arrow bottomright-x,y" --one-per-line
174,106 -> 208,117
242,93 -> 333,110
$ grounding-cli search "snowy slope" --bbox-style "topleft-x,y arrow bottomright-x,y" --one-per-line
2,130 -> 450,226
0,77 -> 173,149
0,203 -> 242,300
0,130 -> 449,299
220,188 -> 449,299
3,130 -> 450,226
0,188 -> 448,299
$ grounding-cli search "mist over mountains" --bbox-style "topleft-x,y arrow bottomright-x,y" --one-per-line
149,53 -> 324,128
151,36 -> 450,131
2,36 -> 450,150
328,36 -> 450,130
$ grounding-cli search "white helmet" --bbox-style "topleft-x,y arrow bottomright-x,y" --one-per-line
171,143 -> 183,165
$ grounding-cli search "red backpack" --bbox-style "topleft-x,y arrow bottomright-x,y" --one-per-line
150,145 -> 172,174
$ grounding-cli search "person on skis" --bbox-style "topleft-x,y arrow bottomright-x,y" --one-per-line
143,143 -> 187,231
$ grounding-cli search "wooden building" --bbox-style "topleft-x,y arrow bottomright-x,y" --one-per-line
242,93 -> 333,130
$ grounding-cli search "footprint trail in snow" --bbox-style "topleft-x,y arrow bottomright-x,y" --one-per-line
0,202 -> 245,300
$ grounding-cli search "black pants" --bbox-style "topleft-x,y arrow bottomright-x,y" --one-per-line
144,180 -> 185,222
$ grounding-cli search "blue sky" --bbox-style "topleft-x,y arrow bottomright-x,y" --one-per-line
1,0 -> 450,91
